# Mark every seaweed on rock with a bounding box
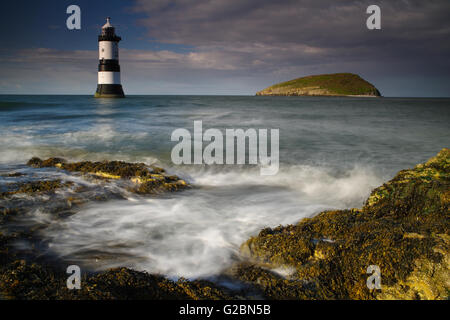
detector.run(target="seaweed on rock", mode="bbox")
[26,157,188,194]
[0,180,74,198]
[238,148,449,300]
[0,261,234,300]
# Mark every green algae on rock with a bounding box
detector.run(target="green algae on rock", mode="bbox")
[0,261,233,300]
[256,73,381,97]
[238,148,449,300]
[0,180,74,198]
[26,157,189,194]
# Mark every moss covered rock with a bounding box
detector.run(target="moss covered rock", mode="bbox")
[0,261,233,300]
[0,180,74,198]
[26,157,188,194]
[238,148,449,299]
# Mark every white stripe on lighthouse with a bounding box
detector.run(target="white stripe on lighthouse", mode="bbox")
[99,41,119,60]
[98,71,121,84]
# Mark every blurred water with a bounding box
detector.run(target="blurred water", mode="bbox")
[0,95,449,277]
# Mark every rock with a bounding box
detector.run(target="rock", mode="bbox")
[377,234,449,300]
[230,262,318,299]
[25,157,189,194]
[0,261,233,300]
[1,172,25,177]
[237,148,449,299]
[27,157,66,168]
[0,180,74,198]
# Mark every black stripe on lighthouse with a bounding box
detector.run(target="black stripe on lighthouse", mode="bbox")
[96,84,124,95]
[98,60,121,72]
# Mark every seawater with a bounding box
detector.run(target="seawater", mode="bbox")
[0,95,449,278]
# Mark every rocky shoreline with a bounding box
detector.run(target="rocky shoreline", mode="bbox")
[0,150,448,299]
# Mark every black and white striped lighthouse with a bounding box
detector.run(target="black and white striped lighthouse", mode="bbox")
[95,17,125,98]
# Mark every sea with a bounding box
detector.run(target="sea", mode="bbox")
[0,95,449,279]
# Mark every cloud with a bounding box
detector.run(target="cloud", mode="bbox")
[131,0,450,47]
[126,0,450,95]
[0,47,264,94]
[0,48,97,94]
[132,1,448,58]
[1,1,449,95]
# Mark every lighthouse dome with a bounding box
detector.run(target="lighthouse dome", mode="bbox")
[102,17,113,29]
[101,17,119,38]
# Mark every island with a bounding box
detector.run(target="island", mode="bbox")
[256,73,382,97]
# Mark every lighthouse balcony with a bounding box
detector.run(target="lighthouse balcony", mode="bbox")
[98,35,121,42]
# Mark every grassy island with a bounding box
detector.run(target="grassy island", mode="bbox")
[256,73,382,97]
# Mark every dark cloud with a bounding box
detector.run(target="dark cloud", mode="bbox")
[132,0,450,47]
[128,0,450,95]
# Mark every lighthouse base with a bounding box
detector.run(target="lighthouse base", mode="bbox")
[95,84,125,98]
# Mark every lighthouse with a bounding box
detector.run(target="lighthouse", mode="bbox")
[95,17,125,98]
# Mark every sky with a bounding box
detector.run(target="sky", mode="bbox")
[0,0,449,96]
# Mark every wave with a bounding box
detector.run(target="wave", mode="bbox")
[0,124,160,165]
[37,163,384,279]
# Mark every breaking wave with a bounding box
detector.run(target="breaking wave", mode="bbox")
[39,163,384,278]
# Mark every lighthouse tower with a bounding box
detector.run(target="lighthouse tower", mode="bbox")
[95,17,125,98]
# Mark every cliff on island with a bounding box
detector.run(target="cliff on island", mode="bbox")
[256,73,382,97]
[0,149,448,300]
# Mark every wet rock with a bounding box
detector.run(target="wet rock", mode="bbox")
[1,172,25,177]
[5,180,73,196]
[0,261,233,300]
[175,277,234,300]
[0,180,74,200]
[27,157,66,168]
[0,232,13,265]
[238,148,449,300]
[0,206,22,224]
[230,262,322,299]
[26,157,188,194]
[377,233,449,300]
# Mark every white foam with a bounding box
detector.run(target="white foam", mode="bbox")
[0,123,158,165]
[40,164,383,278]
